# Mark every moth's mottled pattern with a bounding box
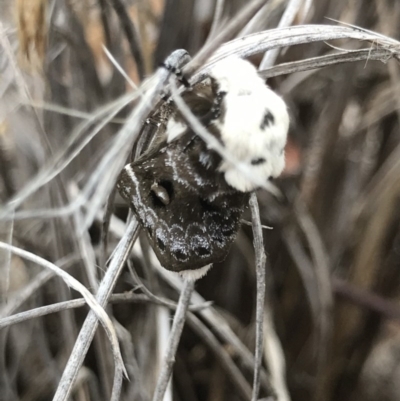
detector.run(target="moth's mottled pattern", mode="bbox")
[117,132,249,273]
[117,56,289,278]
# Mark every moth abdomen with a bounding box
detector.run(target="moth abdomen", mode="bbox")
[251,157,267,166]
[260,110,275,129]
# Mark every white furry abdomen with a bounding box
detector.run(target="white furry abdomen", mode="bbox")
[210,57,289,192]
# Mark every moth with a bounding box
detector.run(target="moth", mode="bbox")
[117,56,289,280]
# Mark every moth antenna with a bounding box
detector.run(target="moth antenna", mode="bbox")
[159,50,192,102]
[160,62,191,88]
[160,49,191,91]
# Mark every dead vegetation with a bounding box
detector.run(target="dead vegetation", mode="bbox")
[2,0,400,400]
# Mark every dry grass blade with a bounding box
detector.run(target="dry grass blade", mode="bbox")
[0,51,189,227]
[187,312,253,400]
[206,0,225,41]
[0,92,137,219]
[0,292,212,330]
[5,1,400,400]
[260,47,395,78]
[154,260,272,391]
[52,219,139,401]
[259,0,304,69]
[151,279,195,401]
[108,0,145,80]
[0,255,80,319]
[294,204,333,400]
[249,193,267,401]
[0,242,127,377]
[186,0,267,75]
[263,309,291,401]
[188,24,400,85]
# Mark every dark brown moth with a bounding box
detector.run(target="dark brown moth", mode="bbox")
[117,131,249,274]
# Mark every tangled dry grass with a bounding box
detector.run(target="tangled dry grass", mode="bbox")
[2,0,400,400]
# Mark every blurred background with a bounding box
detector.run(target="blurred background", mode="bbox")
[1,0,400,400]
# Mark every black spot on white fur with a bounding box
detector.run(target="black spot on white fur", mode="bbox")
[260,110,275,130]
[251,157,266,166]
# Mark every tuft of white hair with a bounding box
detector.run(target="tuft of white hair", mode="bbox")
[177,264,212,281]
[210,56,289,192]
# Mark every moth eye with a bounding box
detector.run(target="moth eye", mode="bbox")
[150,180,174,206]
[251,157,266,166]
[260,110,275,130]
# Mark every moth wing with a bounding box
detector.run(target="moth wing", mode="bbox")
[117,133,248,272]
